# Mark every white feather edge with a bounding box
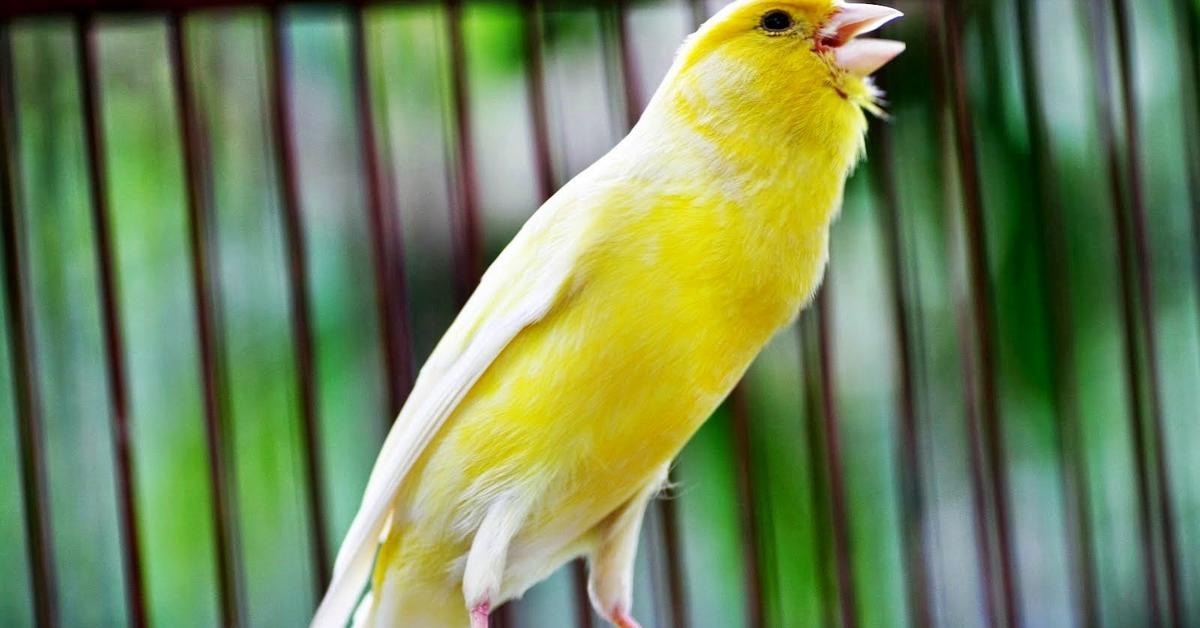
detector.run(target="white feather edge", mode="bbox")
[309,189,592,628]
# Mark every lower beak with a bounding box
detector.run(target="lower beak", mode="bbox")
[835,38,907,76]
[825,3,906,76]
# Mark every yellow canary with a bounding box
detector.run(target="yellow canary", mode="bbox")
[313,1,903,626]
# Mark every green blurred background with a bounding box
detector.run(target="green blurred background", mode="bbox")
[0,0,1197,626]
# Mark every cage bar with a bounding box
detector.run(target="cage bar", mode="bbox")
[1110,4,1185,624]
[797,308,835,628]
[521,0,554,202]
[1082,0,1184,624]
[349,2,415,421]
[74,14,149,628]
[0,20,59,628]
[816,290,858,628]
[1173,0,1200,346]
[799,326,831,628]
[1011,2,1099,626]
[444,0,483,303]
[870,119,934,628]
[266,6,332,598]
[166,12,245,627]
[1109,0,1183,623]
[941,2,1022,626]
[727,387,765,628]
[921,5,1000,626]
[868,11,934,627]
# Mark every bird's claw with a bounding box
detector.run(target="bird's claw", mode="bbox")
[611,607,642,628]
[470,602,490,628]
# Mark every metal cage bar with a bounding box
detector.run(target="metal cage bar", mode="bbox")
[349,2,415,421]
[1083,0,1183,624]
[941,2,1022,626]
[814,290,859,628]
[74,14,149,628]
[444,0,483,303]
[167,12,245,627]
[870,105,934,628]
[1108,1,1184,623]
[0,21,59,628]
[729,386,766,628]
[1174,0,1200,352]
[266,5,332,598]
[1011,2,1099,626]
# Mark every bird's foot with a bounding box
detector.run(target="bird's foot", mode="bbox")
[470,601,490,628]
[610,606,642,628]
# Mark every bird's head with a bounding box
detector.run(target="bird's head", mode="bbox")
[649,0,904,175]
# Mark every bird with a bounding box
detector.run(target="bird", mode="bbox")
[312,1,904,626]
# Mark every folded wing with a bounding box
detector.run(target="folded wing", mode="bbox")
[310,191,596,628]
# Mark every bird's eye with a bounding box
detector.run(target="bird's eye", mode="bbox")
[760,10,794,33]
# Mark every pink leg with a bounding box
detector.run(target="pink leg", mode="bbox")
[470,602,490,628]
[611,607,642,628]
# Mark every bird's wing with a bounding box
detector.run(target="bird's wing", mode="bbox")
[310,191,595,628]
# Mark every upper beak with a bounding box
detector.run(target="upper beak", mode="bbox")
[823,3,906,77]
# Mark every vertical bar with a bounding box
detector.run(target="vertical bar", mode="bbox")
[521,0,554,203]
[870,120,933,628]
[941,2,1021,626]
[612,0,641,132]
[604,6,689,625]
[866,8,933,626]
[1082,0,1183,624]
[74,14,148,628]
[800,315,835,628]
[656,476,688,628]
[266,6,331,599]
[1094,0,1185,619]
[565,562,593,628]
[1173,0,1200,349]
[166,12,243,628]
[348,3,415,421]
[445,0,483,302]
[923,5,999,626]
[957,306,1001,628]
[0,21,58,628]
[729,387,765,628]
[1080,2,1160,623]
[814,289,859,628]
[1011,2,1098,626]
[1110,2,1184,623]
[684,0,706,33]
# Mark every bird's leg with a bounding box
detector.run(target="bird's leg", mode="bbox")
[469,601,490,628]
[587,464,669,628]
[611,607,642,628]
[463,497,529,628]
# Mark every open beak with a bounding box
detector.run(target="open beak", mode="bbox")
[822,3,906,77]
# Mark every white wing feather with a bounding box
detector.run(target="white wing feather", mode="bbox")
[310,189,594,628]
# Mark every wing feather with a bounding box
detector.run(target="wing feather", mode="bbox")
[310,193,593,628]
